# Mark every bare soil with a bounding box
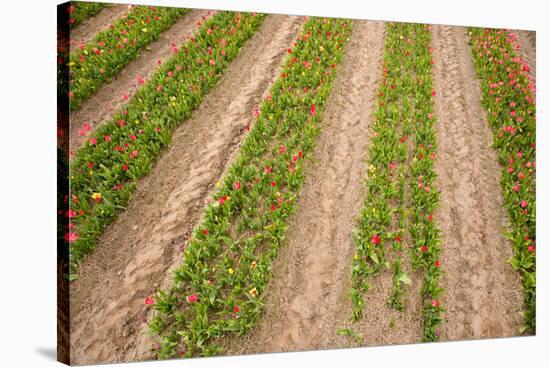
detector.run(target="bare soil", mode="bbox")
[69,9,212,152]
[432,25,524,341]
[70,4,129,46]
[69,14,305,365]
[222,19,390,356]
[66,20,532,365]
[514,30,536,79]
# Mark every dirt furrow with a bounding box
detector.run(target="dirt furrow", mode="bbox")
[432,25,523,341]
[69,9,212,152]
[514,30,536,79]
[69,14,305,365]
[70,4,129,46]
[222,20,385,356]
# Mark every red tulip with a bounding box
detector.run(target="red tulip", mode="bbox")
[434,260,440,267]
[67,209,76,218]
[122,164,128,171]
[371,234,381,245]
[65,232,78,243]
[431,300,439,308]
[233,306,240,313]
[104,135,111,142]
[89,138,97,145]
[520,200,528,208]
[310,104,317,116]
[234,182,241,190]
[145,296,155,305]
[421,245,427,252]
[528,245,535,253]
[187,294,198,303]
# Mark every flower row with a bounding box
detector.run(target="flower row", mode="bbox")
[68,5,189,110]
[66,11,265,276]
[469,28,536,333]
[68,1,108,28]
[349,22,443,341]
[147,17,352,359]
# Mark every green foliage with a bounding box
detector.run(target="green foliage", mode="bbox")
[69,1,109,28]
[349,23,444,342]
[468,28,536,333]
[66,12,265,274]
[336,328,364,344]
[69,5,189,109]
[148,17,352,359]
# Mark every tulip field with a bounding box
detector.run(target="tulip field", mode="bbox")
[57,2,536,364]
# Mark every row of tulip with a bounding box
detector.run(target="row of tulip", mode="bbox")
[350,22,443,341]
[147,17,352,358]
[69,5,189,110]
[469,28,536,333]
[66,11,265,276]
[68,1,109,28]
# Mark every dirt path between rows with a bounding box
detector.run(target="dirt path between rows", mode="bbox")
[432,25,523,341]
[69,14,305,365]
[70,4,129,46]
[69,9,212,152]
[514,30,536,79]
[222,19,387,356]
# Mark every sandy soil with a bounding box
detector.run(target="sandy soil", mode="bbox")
[432,25,524,341]
[70,4,129,46]
[69,9,211,152]
[514,30,536,79]
[69,14,305,365]
[222,19,388,356]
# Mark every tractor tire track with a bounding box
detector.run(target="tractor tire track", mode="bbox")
[222,19,386,355]
[432,25,523,341]
[68,15,305,365]
[69,9,212,152]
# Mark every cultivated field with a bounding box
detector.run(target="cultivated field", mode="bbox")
[57,2,536,364]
